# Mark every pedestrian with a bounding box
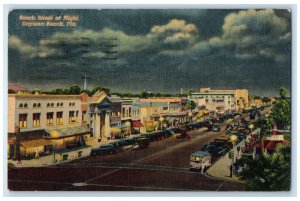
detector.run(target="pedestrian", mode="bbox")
[229,164,233,177]
[35,148,39,159]
[187,131,191,141]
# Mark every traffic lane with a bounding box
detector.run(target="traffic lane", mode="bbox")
[139,131,225,168]
[67,130,205,166]
[8,167,116,183]
[73,168,228,191]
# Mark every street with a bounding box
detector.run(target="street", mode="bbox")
[8,123,245,191]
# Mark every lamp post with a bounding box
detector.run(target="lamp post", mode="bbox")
[188,111,193,123]
[159,116,164,131]
[249,124,254,133]
[230,134,237,177]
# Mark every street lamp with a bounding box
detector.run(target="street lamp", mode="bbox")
[188,111,193,123]
[249,124,254,133]
[159,116,164,131]
[230,134,238,177]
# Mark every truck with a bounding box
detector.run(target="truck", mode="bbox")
[189,151,212,173]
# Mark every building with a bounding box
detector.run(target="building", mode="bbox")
[8,93,90,159]
[132,98,189,132]
[87,91,112,142]
[189,87,249,113]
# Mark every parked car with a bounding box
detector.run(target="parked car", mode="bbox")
[210,141,231,152]
[176,129,188,138]
[109,140,128,152]
[201,145,226,156]
[91,144,116,156]
[133,138,150,149]
[212,124,221,132]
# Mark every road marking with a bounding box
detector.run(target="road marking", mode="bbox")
[216,181,225,191]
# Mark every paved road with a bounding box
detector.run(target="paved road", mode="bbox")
[8,123,246,191]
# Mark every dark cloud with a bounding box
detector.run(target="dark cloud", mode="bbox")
[8,9,291,96]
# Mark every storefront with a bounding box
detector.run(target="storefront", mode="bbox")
[45,126,91,149]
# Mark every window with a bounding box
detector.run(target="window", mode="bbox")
[24,103,28,107]
[163,107,168,111]
[82,111,87,122]
[51,103,54,107]
[33,103,37,107]
[125,109,128,117]
[73,102,75,106]
[56,112,63,125]
[69,102,72,106]
[57,103,60,107]
[76,111,79,122]
[129,107,132,117]
[33,113,41,127]
[37,103,41,107]
[60,102,63,106]
[69,111,75,123]
[122,108,125,117]
[19,103,23,108]
[46,112,54,125]
[47,103,50,107]
[19,114,27,128]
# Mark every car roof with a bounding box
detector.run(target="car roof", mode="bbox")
[191,151,211,157]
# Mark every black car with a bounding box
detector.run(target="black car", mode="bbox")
[201,144,226,156]
[91,144,116,156]
[134,138,150,149]
[109,140,128,152]
[210,141,231,152]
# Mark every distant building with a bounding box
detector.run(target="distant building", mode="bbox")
[133,98,189,132]
[189,87,249,113]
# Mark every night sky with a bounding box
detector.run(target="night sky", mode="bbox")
[8,9,291,96]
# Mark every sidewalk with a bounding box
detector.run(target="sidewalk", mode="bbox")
[206,140,246,183]
[8,137,119,168]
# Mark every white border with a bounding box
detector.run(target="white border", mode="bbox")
[1,1,298,200]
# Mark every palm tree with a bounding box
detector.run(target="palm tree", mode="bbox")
[240,144,290,191]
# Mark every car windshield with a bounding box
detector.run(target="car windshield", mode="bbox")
[101,144,113,148]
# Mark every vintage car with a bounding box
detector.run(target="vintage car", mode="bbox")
[189,151,212,173]
[90,144,116,156]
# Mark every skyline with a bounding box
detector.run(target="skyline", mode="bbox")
[8,9,291,96]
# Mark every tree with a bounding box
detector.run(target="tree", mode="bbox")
[8,89,16,94]
[270,87,291,130]
[240,144,291,191]
[69,84,81,95]
[92,86,110,95]
[254,116,272,154]
[262,97,271,105]
[186,100,196,111]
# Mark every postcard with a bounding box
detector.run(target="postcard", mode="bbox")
[7,8,291,192]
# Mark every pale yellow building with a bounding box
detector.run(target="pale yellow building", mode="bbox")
[190,87,249,112]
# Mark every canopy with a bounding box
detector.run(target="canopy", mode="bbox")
[46,126,91,139]
[20,139,53,148]
[132,121,144,128]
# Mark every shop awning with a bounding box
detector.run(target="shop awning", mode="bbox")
[46,126,91,139]
[133,121,144,127]
[20,139,53,148]
[111,127,121,133]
